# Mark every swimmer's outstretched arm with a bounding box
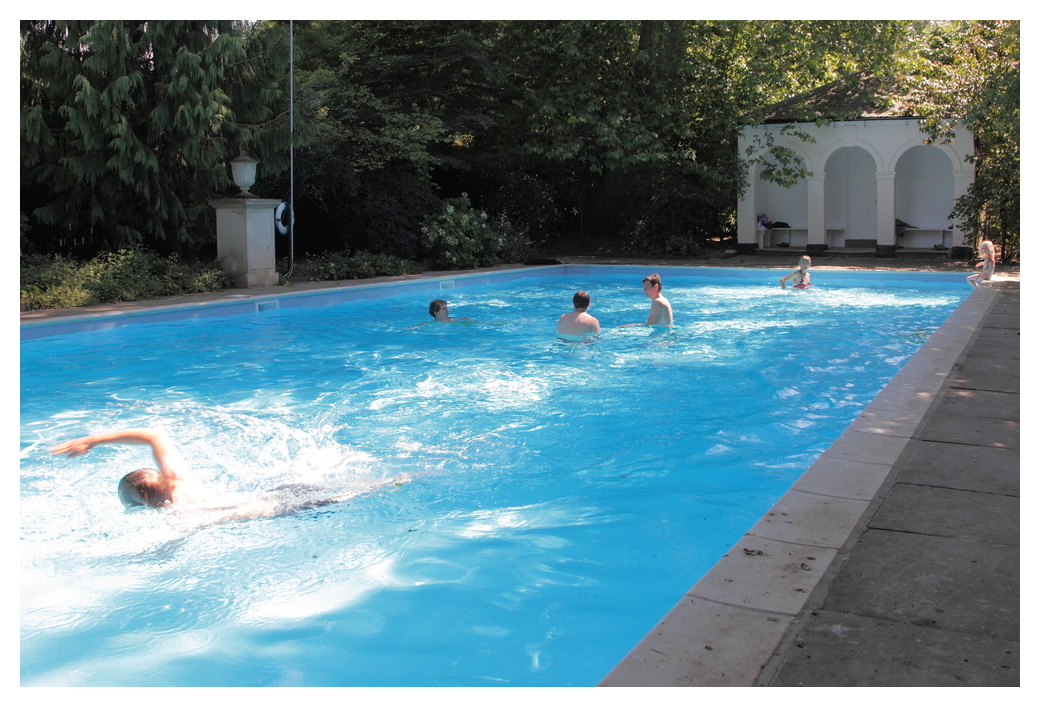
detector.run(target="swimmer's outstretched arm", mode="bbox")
[51,429,185,480]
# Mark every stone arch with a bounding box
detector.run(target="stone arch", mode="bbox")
[818,135,886,176]
[890,138,958,173]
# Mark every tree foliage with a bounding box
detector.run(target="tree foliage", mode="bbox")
[21,20,1018,266]
[21,20,292,253]
[903,21,1020,260]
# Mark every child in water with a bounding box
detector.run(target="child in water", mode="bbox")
[966,240,996,288]
[779,255,812,289]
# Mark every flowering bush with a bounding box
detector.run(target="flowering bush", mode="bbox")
[420,193,501,270]
[491,213,534,264]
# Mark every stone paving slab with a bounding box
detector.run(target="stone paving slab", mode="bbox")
[949,360,1020,393]
[817,529,1019,642]
[868,483,1020,545]
[968,338,1021,362]
[898,441,1019,496]
[977,314,1020,329]
[933,388,1020,419]
[972,324,1020,341]
[765,609,1020,686]
[919,411,1019,449]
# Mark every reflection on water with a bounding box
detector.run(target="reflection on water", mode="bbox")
[20,274,967,686]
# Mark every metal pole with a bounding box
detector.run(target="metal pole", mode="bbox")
[284,19,295,278]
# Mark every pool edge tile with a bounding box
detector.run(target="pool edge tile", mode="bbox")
[746,489,870,547]
[598,596,794,687]
[790,456,892,501]
[686,538,840,615]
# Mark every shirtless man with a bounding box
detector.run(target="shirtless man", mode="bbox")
[50,428,401,526]
[556,290,601,338]
[623,273,673,327]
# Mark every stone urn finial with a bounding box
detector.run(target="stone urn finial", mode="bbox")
[230,153,259,197]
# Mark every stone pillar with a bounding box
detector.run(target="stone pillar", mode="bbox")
[806,171,827,254]
[209,198,282,288]
[875,171,897,257]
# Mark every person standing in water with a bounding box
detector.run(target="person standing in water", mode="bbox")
[780,255,812,289]
[50,428,403,526]
[622,273,673,327]
[556,290,601,338]
[967,240,996,288]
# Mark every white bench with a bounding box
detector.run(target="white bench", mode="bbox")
[898,227,953,248]
[760,227,846,248]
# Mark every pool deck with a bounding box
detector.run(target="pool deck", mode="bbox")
[20,256,1021,687]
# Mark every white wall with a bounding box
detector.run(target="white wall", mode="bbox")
[895,145,955,228]
[755,169,808,227]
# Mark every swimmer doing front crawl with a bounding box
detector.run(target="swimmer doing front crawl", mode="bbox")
[50,428,406,527]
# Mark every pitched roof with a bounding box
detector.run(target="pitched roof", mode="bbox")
[750,72,915,124]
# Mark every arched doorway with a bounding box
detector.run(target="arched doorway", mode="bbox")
[894,146,956,248]
[824,147,878,248]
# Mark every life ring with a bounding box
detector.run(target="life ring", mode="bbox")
[275,202,294,235]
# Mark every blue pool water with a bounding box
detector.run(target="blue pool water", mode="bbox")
[20,268,969,686]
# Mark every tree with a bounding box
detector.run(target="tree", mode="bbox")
[280,20,511,258]
[902,21,1020,261]
[484,21,916,252]
[20,20,292,255]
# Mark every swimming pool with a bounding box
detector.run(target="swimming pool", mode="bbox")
[21,266,970,686]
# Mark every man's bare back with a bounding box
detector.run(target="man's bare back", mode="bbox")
[556,291,601,337]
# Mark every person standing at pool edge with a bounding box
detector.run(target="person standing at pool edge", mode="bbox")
[622,273,673,327]
[556,290,601,337]
[780,255,812,289]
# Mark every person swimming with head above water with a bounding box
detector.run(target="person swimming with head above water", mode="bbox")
[428,299,473,323]
[779,255,812,289]
[50,428,405,526]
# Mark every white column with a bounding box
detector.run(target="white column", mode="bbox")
[209,198,282,288]
[875,171,897,249]
[807,172,826,251]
